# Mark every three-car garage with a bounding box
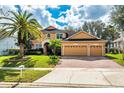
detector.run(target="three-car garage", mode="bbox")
[61,42,106,56]
[61,31,107,56]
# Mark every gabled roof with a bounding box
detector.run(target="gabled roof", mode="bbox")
[44,26,57,31]
[42,26,76,36]
[113,37,124,42]
[42,26,66,33]
[65,31,100,40]
[63,31,108,42]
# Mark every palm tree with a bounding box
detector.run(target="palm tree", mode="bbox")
[0,10,42,58]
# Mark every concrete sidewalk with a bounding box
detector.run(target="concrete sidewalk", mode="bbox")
[34,68,124,87]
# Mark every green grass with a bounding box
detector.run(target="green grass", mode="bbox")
[0,69,50,82]
[106,53,124,65]
[0,55,56,68]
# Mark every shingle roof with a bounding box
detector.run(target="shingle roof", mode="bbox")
[44,26,57,31]
[65,38,101,41]
[42,26,76,36]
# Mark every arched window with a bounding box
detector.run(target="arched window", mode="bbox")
[47,33,51,38]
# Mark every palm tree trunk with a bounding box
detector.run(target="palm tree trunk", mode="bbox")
[20,43,24,58]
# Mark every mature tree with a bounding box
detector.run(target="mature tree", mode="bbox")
[80,20,105,38]
[102,25,119,41]
[111,5,124,60]
[81,21,89,33]
[49,39,61,55]
[0,10,42,58]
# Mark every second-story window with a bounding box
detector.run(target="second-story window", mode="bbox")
[47,33,50,38]
[57,33,63,39]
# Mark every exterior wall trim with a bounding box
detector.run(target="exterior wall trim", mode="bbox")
[63,44,103,46]
[61,40,107,43]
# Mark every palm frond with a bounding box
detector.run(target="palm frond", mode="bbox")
[0,17,16,23]
[9,11,21,21]
[25,13,33,20]
[23,10,28,19]
[0,23,16,26]
[0,30,10,40]
[29,18,42,28]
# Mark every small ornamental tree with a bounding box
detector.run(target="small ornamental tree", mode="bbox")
[49,39,61,55]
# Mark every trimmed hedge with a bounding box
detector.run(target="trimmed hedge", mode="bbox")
[7,49,20,55]
[25,48,43,55]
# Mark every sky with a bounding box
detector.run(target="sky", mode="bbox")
[0,5,112,29]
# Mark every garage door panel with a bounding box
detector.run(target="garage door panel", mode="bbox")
[90,46,102,56]
[64,45,87,56]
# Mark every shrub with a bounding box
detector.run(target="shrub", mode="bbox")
[25,48,43,55]
[109,48,119,54]
[8,49,20,55]
[49,55,59,65]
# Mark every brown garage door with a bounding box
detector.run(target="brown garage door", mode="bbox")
[63,45,87,56]
[90,45,102,56]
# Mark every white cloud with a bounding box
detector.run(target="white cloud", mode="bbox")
[47,5,59,9]
[0,5,112,29]
[0,6,17,25]
[56,5,111,28]
[59,5,83,28]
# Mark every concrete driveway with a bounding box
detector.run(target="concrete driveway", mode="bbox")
[34,68,124,87]
[34,57,124,87]
[56,56,123,68]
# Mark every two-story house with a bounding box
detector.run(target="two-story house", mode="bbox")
[32,26,107,56]
[31,26,75,55]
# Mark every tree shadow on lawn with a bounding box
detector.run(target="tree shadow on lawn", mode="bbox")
[1,57,36,67]
[0,70,20,82]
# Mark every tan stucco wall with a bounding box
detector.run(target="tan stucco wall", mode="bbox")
[69,31,95,39]
[32,32,67,48]
[40,33,56,42]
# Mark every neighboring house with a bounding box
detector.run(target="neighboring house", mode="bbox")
[111,32,124,52]
[112,37,124,53]
[113,38,124,51]
[0,36,19,55]
[32,26,107,56]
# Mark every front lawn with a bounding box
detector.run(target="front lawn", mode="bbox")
[0,69,50,82]
[106,53,124,65]
[0,55,59,68]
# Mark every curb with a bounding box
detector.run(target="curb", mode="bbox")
[0,82,123,88]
